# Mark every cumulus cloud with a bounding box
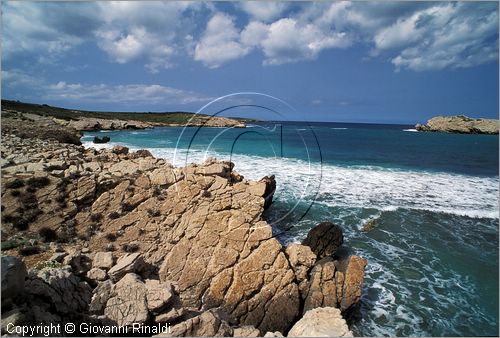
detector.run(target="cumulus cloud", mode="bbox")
[194,13,250,68]
[2,1,498,72]
[2,69,213,106]
[239,2,288,22]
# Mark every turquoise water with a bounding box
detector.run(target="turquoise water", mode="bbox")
[83,122,499,336]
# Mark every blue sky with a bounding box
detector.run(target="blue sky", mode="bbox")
[2,1,499,123]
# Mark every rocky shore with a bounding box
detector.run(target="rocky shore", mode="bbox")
[415,115,499,134]
[1,111,366,337]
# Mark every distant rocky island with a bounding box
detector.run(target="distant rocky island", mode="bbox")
[1,108,366,337]
[416,115,499,134]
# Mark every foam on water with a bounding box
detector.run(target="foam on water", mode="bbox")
[403,128,418,132]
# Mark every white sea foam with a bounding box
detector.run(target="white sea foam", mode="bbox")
[82,141,499,220]
[403,128,418,132]
[332,127,348,130]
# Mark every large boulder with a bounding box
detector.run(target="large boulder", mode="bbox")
[156,167,300,333]
[287,307,353,337]
[25,266,92,314]
[1,256,27,307]
[285,244,316,295]
[156,309,232,337]
[104,273,149,326]
[303,255,367,313]
[107,253,145,282]
[302,222,343,259]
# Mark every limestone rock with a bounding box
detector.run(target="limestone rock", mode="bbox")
[89,280,114,314]
[145,279,174,314]
[26,267,92,314]
[1,256,27,307]
[87,268,107,281]
[112,145,129,155]
[287,307,353,337]
[107,253,145,282]
[416,115,499,134]
[104,273,149,326]
[92,252,114,270]
[233,325,260,337]
[157,309,233,337]
[263,331,283,337]
[339,255,368,311]
[302,222,343,259]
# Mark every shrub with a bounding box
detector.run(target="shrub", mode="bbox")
[38,227,58,242]
[90,213,103,222]
[147,208,161,217]
[5,178,24,189]
[1,240,19,250]
[122,242,139,253]
[27,176,50,189]
[105,233,117,242]
[12,217,29,231]
[19,246,40,256]
[121,202,134,213]
[109,211,120,219]
[10,190,21,197]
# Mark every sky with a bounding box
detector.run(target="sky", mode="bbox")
[1,1,499,123]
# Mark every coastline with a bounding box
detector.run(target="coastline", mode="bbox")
[1,110,366,336]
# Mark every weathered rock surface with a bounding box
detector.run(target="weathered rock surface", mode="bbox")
[92,252,114,270]
[104,273,149,325]
[157,309,233,337]
[26,266,92,314]
[233,325,260,337]
[285,244,316,295]
[303,255,367,312]
[416,115,499,134]
[287,307,353,337]
[1,256,27,307]
[302,222,343,259]
[107,253,145,282]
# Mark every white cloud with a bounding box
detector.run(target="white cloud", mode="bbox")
[44,82,213,105]
[1,1,498,72]
[2,69,213,106]
[194,13,250,68]
[239,2,288,22]
[242,18,351,65]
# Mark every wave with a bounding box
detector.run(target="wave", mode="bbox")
[332,127,348,130]
[403,128,418,132]
[82,141,499,220]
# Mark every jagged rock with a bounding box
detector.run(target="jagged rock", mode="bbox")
[156,309,233,337]
[63,250,92,276]
[303,255,367,313]
[303,257,338,312]
[154,299,185,324]
[287,307,353,337]
[1,256,27,307]
[26,267,92,314]
[107,253,145,282]
[92,252,114,270]
[87,268,107,281]
[89,280,114,314]
[145,279,174,314]
[302,222,343,259]
[339,255,367,311]
[104,273,149,326]
[112,145,129,155]
[233,325,260,337]
[285,243,317,294]
[259,175,276,210]
[263,331,283,337]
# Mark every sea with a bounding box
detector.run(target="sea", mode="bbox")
[82,121,499,337]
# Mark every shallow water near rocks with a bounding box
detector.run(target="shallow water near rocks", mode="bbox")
[84,121,499,336]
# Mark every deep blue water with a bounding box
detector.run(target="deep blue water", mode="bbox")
[83,121,499,337]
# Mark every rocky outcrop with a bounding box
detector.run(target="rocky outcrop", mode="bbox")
[1,256,26,308]
[302,222,343,259]
[416,115,499,134]
[287,307,353,337]
[160,309,233,337]
[66,118,154,131]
